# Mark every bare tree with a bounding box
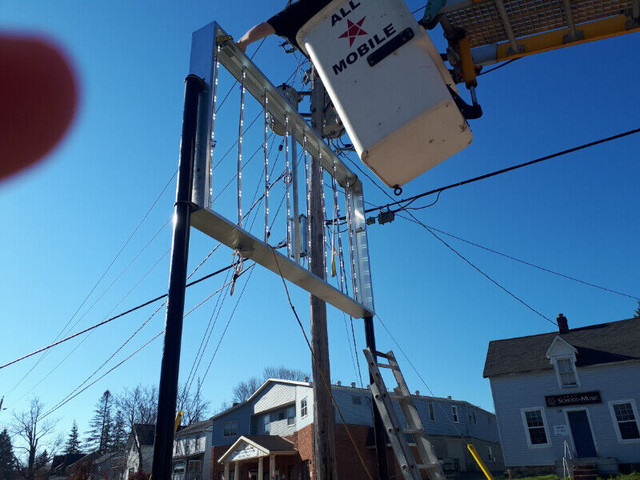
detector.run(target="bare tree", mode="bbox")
[115,386,157,472]
[231,366,310,404]
[232,377,263,403]
[263,366,308,381]
[11,398,58,480]
[177,380,210,425]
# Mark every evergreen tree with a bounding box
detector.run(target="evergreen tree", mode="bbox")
[111,411,127,452]
[85,390,114,454]
[0,429,16,480]
[64,421,81,455]
[33,450,49,471]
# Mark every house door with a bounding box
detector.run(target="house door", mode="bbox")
[567,410,597,458]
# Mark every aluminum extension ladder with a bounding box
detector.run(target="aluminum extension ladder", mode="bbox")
[364,348,447,480]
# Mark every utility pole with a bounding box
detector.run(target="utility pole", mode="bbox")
[151,74,205,480]
[309,69,338,480]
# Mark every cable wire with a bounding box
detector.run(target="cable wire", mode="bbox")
[0,262,239,371]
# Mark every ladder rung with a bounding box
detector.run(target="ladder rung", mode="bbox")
[417,463,440,470]
[402,428,423,435]
[376,362,396,369]
[389,393,411,402]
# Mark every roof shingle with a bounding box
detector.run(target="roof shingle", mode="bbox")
[483,317,640,378]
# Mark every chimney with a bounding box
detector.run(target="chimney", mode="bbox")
[350,382,356,388]
[557,313,569,333]
[414,390,420,396]
[336,381,341,386]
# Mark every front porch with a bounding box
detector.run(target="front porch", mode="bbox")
[218,435,302,480]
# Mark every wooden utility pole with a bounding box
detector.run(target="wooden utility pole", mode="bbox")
[309,69,338,480]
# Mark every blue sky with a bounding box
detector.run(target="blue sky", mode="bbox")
[1,0,639,450]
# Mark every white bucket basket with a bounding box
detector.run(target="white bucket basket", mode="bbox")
[297,0,473,188]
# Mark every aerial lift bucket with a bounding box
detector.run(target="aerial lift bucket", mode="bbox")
[297,0,473,188]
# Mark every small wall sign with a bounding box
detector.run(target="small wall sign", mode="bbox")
[545,391,601,407]
[553,424,569,435]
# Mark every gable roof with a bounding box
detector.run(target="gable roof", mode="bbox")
[133,424,156,446]
[211,379,310,421]
[484,317,640,378]
[218,435,296,463]
[175,418,212,437]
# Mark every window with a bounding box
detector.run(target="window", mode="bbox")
[262,414,270,433]
[522,408,550,446]
[223,420,237,437]
[555,357,578,387]
[287,406,296,425]
[487,446,495,462]
[451,406,459,423]
[428,403,435,421]
[352,395,361,405]
[301,397,308,417]
[609,401,640,442]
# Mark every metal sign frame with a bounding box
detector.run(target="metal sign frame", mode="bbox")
[186,22,375,318]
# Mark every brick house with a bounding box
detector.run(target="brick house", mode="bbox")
[210,378,503,480]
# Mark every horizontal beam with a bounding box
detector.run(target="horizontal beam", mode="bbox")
[494,15,640,63]
[191,208,374,319]
[213,23,360,192]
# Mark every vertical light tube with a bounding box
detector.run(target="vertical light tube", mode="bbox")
[319,152,328,281]
[344,183,359,299]
[263,88,269,242]
[208,45,220,210]
[237,69,245,227]
[284,116,292,258]
[304,135,312,268]
[332,163,348,294]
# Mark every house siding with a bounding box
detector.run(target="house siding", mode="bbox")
[491,361,640,467]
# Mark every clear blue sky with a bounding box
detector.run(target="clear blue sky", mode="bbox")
[1,0,639,450]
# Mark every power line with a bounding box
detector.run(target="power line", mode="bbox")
[0,262,239,371]
[425,225,640,301]
[6,170,178,395]
[363,127,640,215]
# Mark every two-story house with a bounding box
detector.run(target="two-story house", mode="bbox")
[210,378,503,480]
[484,314,640,475]
[172,419,213,480]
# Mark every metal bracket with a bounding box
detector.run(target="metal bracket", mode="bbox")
[446,85,482,120]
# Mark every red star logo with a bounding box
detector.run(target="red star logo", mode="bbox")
[338,17,368,46]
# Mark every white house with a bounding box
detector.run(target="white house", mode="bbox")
[484,314,640,475]
[172,419,213,480]
[124,424,155,478]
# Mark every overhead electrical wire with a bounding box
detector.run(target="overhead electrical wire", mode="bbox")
[0,262,240,371]
[270,247,374,480]
[363,127,640,215]
[6,169,178,396]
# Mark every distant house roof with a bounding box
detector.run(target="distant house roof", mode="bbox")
[134,424,156,446]
[484,317,640,378]
[175,418,212,437]
[51,454,86,476]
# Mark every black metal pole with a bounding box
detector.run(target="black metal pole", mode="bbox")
[151,74,205,480]
[365,316,389,480]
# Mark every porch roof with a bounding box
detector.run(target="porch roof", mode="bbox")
[218,435,296,463]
